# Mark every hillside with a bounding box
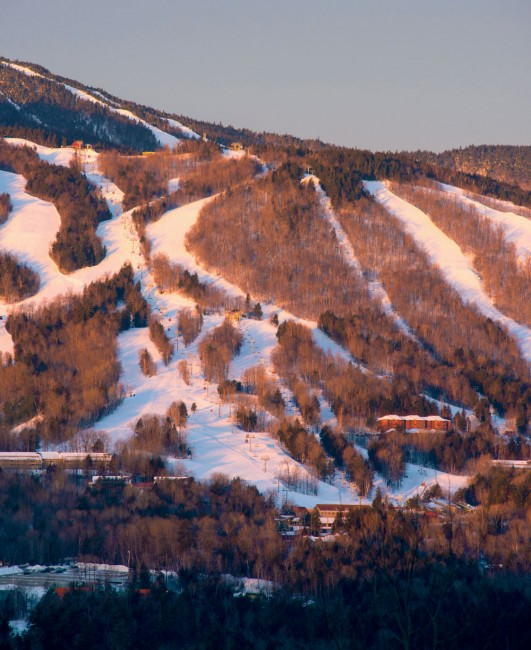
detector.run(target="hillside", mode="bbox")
[0,56,529,510]
[0,55,529,648]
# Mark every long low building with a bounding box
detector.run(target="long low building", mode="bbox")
[0,451,112,471]
[0,452,42,470]
[315,504,368,531]
[377,415,451,432]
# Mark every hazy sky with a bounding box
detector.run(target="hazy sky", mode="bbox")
[2,0,530,151]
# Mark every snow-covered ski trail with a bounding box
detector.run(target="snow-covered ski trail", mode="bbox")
[439,182,531,263]
[365,181,531,367]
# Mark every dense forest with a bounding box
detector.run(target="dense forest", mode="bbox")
[0,252,40,302]
[0,469,529,648]
[415,144,531,191]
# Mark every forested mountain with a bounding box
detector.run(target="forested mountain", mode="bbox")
[0,56,529,649]
[414,144,531,191]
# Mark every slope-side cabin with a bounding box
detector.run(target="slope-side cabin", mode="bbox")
[377,415,451,433]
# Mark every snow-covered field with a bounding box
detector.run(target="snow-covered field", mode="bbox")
[5,137,77,166]
[365,181,531,366]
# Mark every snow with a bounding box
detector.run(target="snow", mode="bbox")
[11,415,43,433]
[2,61,42,78]
[9,620,29,636]
[61,82,181,148]
[0,317,13,356]
[0,141,134,358]
[222,147,247,160]
[88,195,373,507]
[76,562,129,573]
[5,137,79,166]
[167,177,180,193]
[0,89,21,111]
[439,182,531,264]
[163,117,200,140]
[0,566,23,576]
[365,181,531,367]
[93,322,353,508]
[149,197,357,365]
[0,166,137,314]
[354,443,469,504]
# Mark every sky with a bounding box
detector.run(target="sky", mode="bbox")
[1,0,530,152]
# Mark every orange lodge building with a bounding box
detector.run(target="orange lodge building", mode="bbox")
[377,414,451,433]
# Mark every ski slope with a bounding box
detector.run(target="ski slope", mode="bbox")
[93,293,357,508]
[0,137,473,505]
[84,194,381,507]
[355,442,468,503]
[365,181,531,366]
[149,197,358,367]
[5,137,79,166]
[439,182,531,263]
[0,166,137,314]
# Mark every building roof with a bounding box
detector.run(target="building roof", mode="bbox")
[39,451,62,459]
[377,414,450,423]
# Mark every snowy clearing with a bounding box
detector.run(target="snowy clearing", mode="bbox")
[365,181,531,366]
[354,443,469,503]
[93,318,357,509]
